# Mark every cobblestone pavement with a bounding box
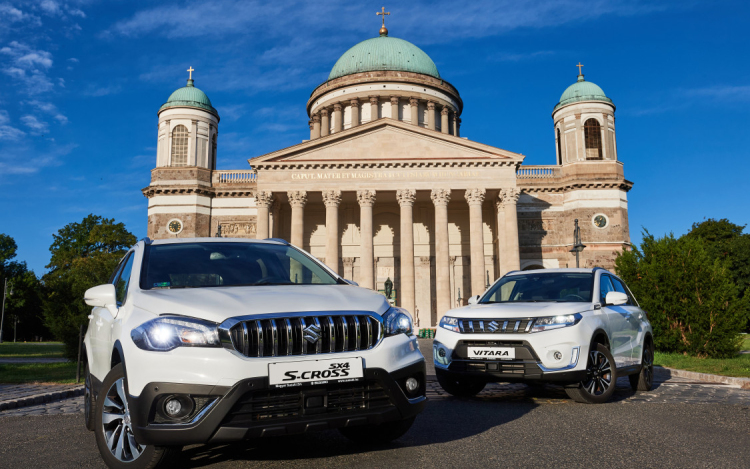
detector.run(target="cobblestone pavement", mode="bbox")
[0,383,84,411]
[0,395,84,417]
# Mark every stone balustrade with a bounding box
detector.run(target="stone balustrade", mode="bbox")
[516,166,562,179]
[213,170,257,184]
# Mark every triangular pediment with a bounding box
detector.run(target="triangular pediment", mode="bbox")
[249,118,524,167]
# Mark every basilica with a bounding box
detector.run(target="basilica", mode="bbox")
[142,21,633,328]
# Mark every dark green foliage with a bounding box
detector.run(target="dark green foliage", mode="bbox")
[0,234,45,342]
[42,215,136,360]
[616,231,749,358]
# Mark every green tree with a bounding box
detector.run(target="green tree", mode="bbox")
[1,234,45,342]
[616,231,749,358]
[42,215,136,359]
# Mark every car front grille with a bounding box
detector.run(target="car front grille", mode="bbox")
[221,313,383,358]
[459,318,534,334]
[221,380,393,426]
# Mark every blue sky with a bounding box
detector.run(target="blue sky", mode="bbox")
[1,0,749,274]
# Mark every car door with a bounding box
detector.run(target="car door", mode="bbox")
[611,276,643,365]
[599,274,632,368]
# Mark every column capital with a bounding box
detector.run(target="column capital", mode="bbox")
[333,102,342,111]
[350,99,360,108]
[430,188,451,207]
[409,97,419,106]
[256,190,274,208]
[320,108,328,116]
[396,189,417,206]
[343,257,355,267]
[191,119,198,125]
[369,96,379,105]
[287,190,308,207]
[312,113,320,123]
[322,189,342,207]
[441,106,450,115]
[357,190,376,207]
[499,188,521,206]
[390,96,399,105]
[427,101,436,110]
[464,188,486,206]
[308,120,314,130]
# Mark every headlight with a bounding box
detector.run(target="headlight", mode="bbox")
[530,313,583,333]
[382,306,413,337]
[131,316,220,351]
[439,316,460,333]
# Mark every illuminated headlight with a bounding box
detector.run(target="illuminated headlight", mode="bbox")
[530,313,582,333]
[382,306,413,337]
[439,316,460,333]
[131,316,220,351]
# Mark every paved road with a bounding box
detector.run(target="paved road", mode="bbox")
[1,339,749,468]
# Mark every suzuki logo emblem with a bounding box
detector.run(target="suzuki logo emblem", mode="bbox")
[303,324,322,344]
[487,321,500,332]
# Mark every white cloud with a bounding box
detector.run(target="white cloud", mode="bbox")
[0,3,41,25]
[83,83,122,97]
[0,142,74,175]
[0,41,55,94]
[0,110,25,140]
[21,114,49,134]
[685,85,750,102]
[39,0,62,16]
[25,100,68,124]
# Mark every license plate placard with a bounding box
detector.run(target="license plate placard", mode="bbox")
[467,347,515,360]
[268,357,364,388]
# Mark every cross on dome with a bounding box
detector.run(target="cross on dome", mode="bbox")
[187,66,194,80]
[377,7,390,36]
[576,62,584,75]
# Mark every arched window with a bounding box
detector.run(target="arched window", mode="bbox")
[584,118,603,160]
[171,125,189,166]
[556,128,563,165]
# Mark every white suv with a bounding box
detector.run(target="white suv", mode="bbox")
[433,268,653,404]
[83,238,425,469]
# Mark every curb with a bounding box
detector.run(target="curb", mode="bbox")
[0,386,85,412]
[659,367,750,390]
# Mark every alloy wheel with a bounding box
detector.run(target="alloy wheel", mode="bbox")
[101,377,143,462]
[582,349,612,396]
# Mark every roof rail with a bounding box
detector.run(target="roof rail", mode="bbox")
[140,237,153,245]
[592,266,608,273]
[264,238,290,245]
[502,270,521,277]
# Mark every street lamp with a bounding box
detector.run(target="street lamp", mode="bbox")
[0,278,12,344]
[569,219,586,268]
[457,288,462,307]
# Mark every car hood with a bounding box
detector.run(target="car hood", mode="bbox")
[446,302,592,318]
[133,285,391,324]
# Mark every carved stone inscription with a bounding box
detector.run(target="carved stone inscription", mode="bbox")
[291,169,481,181]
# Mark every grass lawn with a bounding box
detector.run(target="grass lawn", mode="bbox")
[0,342,65,358]
[654,352,750,378]
[0,362,79,384]
[742,335,750,351]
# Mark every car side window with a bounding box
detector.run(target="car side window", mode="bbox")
[611,277,634,305]
[599,275,615,304]
[114,253,135,306]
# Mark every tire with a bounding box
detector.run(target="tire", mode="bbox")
[339,416,416,444]
[94,364,180,469]
[565,343,617,404]
[84,363,95,431]
[435,369,486,397]
[629,339,654,392]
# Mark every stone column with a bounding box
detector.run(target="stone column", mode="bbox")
[343,258,355,281]
[191,120,199,165]
[308,120,314,140]
[465,188,487,296]
[390,96,399,121]
[431,189,451,320]
[322,190,342,275]
[410,97,419,126]
[333,103,343,133]
[427,101,436,131]
[255,191,274,240]
[320,109,329,137]
[452,114,459,137]
[288,191,307,247]
[357,190,376,290]
[495,198,507,275]
[270,199,281,238]
[575,113,584,161]
[441,107,450,134]
[500,188,521,272]
[369,96,379,122]
[350,99,360,128]
[397,189,417,315]
[312,114,321,139]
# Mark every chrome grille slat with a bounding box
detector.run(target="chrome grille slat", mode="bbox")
[458,318,534,334]
[228,313,383,358]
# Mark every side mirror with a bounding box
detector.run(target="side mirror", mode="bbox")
[605,291,628,306]
[467,295,481,305]
[84,284,118,315]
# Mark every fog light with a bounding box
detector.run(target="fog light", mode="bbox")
[438,348,446,358]
[405,377,419,393]
[165,398,182,417]
[553,351,562,361]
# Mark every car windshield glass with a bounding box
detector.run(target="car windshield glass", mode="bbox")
[140,242,339,290]
[481,272,594,303]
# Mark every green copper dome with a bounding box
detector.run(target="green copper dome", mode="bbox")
[554,75,612,111]
[159,79,218,117]
[328,34,440,81]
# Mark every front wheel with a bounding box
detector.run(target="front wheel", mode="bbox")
[565,343,617,404]
[94,364,180,469]
[436,369,486,397]
[339,416,416,444]
[629,340,654,391]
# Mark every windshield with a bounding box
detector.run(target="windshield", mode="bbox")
[481,272,594,303]
[139,242,339,290]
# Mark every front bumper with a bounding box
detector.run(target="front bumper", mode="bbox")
[128,360,426,446]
